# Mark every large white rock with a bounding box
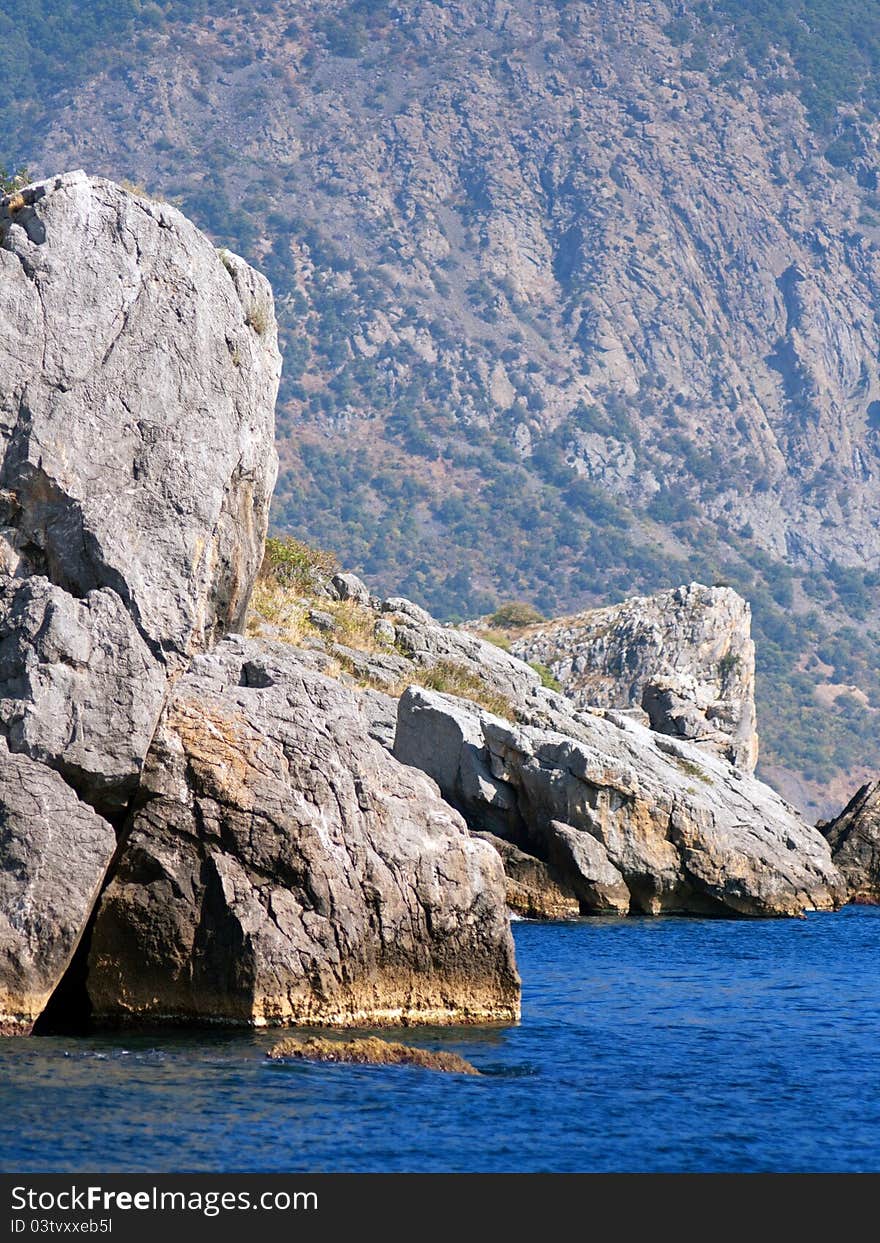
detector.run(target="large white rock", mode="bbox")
[0,171,281,808]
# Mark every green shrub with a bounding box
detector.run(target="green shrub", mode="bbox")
[529,661,562,692]
[489,601,545,629]
[263,536,338,589]
[0,164,29,195]
[718,652,742,680]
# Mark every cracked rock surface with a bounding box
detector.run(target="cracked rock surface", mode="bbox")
[394,685,845,918]
[0,740,115,1033]
[0,171,281,812]
[87,637,520,1027]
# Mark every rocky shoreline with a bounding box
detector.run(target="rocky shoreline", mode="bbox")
[0,174,874,1037]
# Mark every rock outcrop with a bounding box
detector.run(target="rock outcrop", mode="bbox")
[0,742,115,1034]
[87,637,519,1027]
[819,783,880,904]
[0,173,523,1036]
[0,170,281,811]
[511,584,758,772]
[473,832,580,921]
[394,686,845,918]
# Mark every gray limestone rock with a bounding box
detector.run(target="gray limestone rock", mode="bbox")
[0,742,116,1033]
[819,783,880,904]
[0,171,280,665]
[395,685,845,918]
[511,584,759,772]
[393,685,519,838]
[331,572,372,605]
[87,637,520,1028]
[0,171,280,809]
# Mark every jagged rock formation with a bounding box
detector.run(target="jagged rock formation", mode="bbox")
[0,174,521,1034]
[394,686,845,918]
[472,833,579,921]
[0,742,115,1034]
[819,783,880,904]
[249,562,848,918]
[0,170,281,1032]
[510,584,759,771]
[0,170,281,811]
[87,637,519,1027]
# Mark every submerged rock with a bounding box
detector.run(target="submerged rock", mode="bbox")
[0,742,115,1033]
[87,637,520,1028]
[266,1035,479,1074]
[395,686,845,918]
[819,783,880,904]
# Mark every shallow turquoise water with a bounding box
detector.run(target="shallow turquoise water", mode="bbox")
[2,907,879,1172]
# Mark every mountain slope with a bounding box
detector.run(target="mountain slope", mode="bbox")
[5,0,880,815]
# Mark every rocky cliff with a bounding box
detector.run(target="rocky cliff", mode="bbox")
[509,583,758,771]
[0,170,860,1037]
[14,0,880,811]
[0,172,517,1033]
[248,551,847,918]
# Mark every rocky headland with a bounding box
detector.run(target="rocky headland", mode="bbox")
[0,171,517,1034]
[0,172,870,1038]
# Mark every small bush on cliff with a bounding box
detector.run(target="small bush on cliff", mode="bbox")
[247,302,271,336]
[0,164,29,196]
[262,535,339,589]
[529,661,562,692]
[718,652,742,680]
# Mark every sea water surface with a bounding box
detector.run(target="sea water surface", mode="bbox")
[2,907,879,1173]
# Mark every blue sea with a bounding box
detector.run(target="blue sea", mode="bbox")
[2,907,879,1173]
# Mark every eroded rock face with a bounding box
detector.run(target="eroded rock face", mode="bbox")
[0,742,115,1034]
[0,170,280,810]
[472,832,580,921]
[0,576,165,813]
[395,686,845,918]
[87,638,520,1027]
[0,171,280,661]
[819,783,880,904]
[511,584,758,772]
[0,171,281,1036]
